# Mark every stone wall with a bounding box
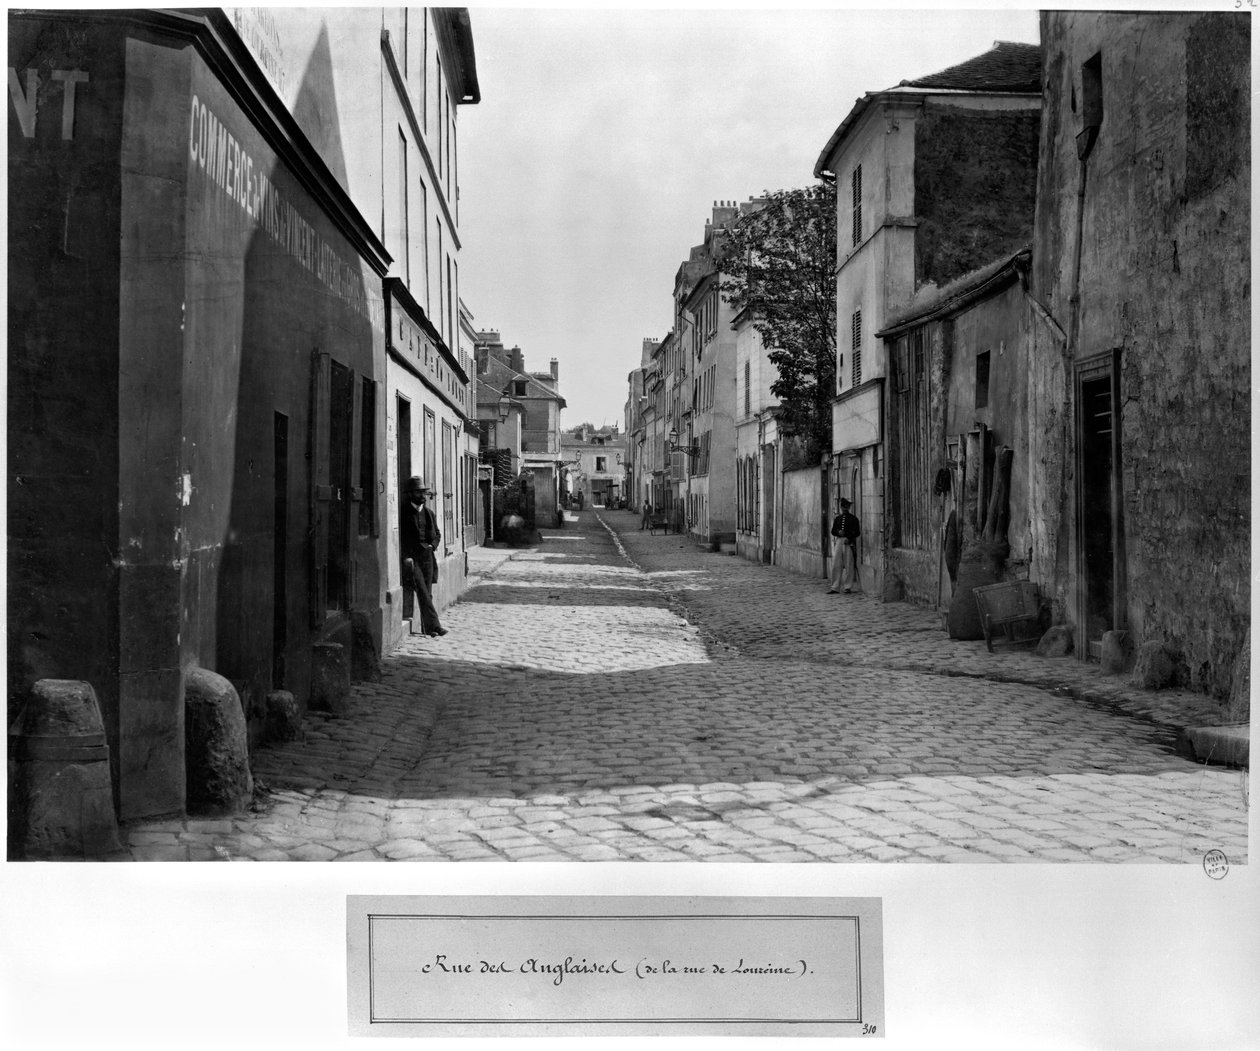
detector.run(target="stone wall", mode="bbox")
[914,104,1040,290]
[1030,11,1250,699]
[777,466,825,578]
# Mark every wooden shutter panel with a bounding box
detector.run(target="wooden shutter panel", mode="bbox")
[309,349,331,627]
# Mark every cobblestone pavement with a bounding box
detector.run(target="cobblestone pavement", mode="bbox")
[123,509,1248,862]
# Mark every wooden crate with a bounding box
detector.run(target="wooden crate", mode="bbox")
[972,580,1042,653]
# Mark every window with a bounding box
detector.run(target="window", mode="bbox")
[851,165,862,247]
[513,380,527,397]
[975,351,991,409]
[744,359,751,416]
[851,309,862,387]
[1081,52,1103,129]
[397,129,409,284]
[436,220,444,340]
[419,182,429,311]
[595,456,607,473]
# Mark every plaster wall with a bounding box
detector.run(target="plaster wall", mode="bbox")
[1030,11,1250,697]
[777,466,825,578]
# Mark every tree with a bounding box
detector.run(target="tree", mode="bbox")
[720,181,836,464]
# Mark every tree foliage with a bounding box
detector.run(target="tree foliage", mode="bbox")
[720,181,836,464]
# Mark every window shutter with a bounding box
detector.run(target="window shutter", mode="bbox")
[309,349,331,627]
[851,309,862,387]
[851,165,862,246]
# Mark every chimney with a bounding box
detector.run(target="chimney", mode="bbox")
[550,358,559,381]
[510,346,525,374]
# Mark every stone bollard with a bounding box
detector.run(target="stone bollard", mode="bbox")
[263,690,303,744]
[310,642,351,715]
[1035,626,1074,658]
[184,667,253,816]
[8,679,123,859]
[1100,630,1134,675]
[350,610,382,683]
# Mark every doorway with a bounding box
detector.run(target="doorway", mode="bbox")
[1075,350,1124,658]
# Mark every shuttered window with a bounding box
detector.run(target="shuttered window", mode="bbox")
[851,165,862,246]
[851,309,862,387]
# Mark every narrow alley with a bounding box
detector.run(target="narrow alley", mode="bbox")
[124,510,1248,863]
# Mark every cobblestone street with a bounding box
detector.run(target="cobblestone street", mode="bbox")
[125,509,1248,863]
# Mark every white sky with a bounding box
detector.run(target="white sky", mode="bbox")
[458,4,1042,427]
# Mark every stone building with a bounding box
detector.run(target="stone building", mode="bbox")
[7,7,479,823]
[474,334,566,528]
[561,426,628,508]
[877,247,1034,609]
[814,41,1042,597]
[624,337,659,514]
[674,200,765,545]
[1026,11,1249,705]
[733,308,782,564]
[235,7,481,654]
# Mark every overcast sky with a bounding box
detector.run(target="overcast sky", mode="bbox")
[458,5,1042,428]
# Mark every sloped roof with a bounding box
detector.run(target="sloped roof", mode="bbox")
[900,41,1041,92]
[477,355,566,409]
[814,40,1041,177]
[878,245,1031,337]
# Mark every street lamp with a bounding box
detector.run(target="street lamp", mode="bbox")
[667,427,700,463]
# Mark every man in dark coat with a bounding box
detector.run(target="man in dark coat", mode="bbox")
[400,475,447,636]
[828,497,861,594]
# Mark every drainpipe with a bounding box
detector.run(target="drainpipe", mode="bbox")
[1067,119,1099,655]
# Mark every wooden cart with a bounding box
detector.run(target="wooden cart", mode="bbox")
[972,580,1043,653]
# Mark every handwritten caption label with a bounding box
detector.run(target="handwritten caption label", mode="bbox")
[348,897,884,1036]
[417,951,811,985]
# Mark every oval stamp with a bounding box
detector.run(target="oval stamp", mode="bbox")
[1203,849,1229,880]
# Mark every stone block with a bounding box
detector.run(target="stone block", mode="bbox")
[1180,724,1249,767]
[350,610,382,683]
[263,690,303,744]
[1035,626,1074,658]
[310,642,351,715]
[184,667,253,816]
[1100,630,1134,675]
[8,679,122,859]
[1131,641,1177,690]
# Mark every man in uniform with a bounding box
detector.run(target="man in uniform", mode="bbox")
[827,497,861,594]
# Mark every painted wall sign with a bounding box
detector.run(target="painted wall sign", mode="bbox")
[8,67,89,140]
[187,94,377,326]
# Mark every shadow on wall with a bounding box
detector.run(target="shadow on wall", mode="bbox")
[212,22,379,739]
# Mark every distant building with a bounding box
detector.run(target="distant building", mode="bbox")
[475,333,566,527]
[732,308,782,565]
[562,426,627,508]
[814,40,1042,597]
[624,337,658,513]
[674,200,765,544]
